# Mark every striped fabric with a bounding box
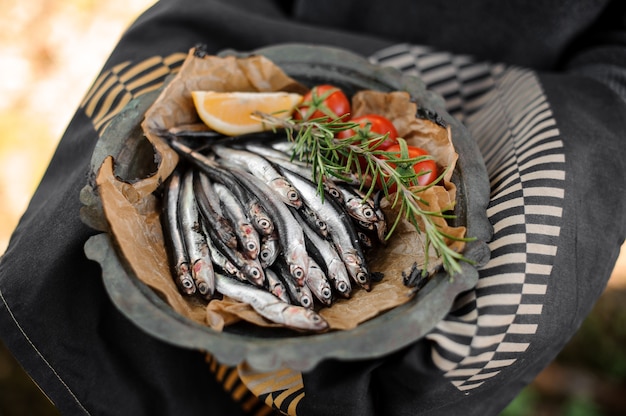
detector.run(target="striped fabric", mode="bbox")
[81,53,187,134]
[370,43,566,391]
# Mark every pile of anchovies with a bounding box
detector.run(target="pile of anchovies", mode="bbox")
[160,134,388,331]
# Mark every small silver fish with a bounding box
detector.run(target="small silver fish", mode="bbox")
[338,185,378,225]
[194,172,265,287]
[273,260,315,309]
[258,230,280,268]
[281,169,371,290]
[214,145,302,208]
[264,268,291,304]
[162,170,196,295]
[301,220,352,298]
[195,172,238,250]
[204,224,246,282]
[179,170,215,298]
[213,182,260,260]
[234,168,310,286]
[305,259,333,306]
[248,201,275,237]
[246,142,346,205]
[215,273,328,332]
[168,140,275,238]
[295,205,329,239]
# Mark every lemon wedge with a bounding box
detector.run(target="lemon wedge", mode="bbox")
[191,91,303,136]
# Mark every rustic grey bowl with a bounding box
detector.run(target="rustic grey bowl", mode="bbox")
[81,43,492,372]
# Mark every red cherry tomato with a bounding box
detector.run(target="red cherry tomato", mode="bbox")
[336,114,399,150]
[381,144,439,190]
[294,84,351,122]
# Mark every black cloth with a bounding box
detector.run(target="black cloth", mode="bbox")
[1,0,625,415]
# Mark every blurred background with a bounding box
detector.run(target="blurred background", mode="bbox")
[1,0,625,415]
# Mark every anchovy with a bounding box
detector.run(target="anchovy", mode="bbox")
[264,268,291,304]
[272,260,314,309]
[258,230,280,268]
[193,171,265,287]
[204,227,246,281]
[291,205,330,240]
[195,172,238,249]
[179,169,215,298]
[213,145,302,208]
[301,220,352,298]
[161,170,196,295]
[213,182,260,260]
[337,183,378,225]
[168,140,275,237]
[345,185,388,244]
[246,142,346,205]
[232,167,310,286]
[305,259,333,306]
[279,168,371,290]
[215,273,328,331]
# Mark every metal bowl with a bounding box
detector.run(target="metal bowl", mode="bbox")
[81,44,492,372]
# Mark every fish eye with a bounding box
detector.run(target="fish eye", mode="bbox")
[316,220,327,230]
[257,218,270,228]
[183,280,194,289]
[198,282,209,294]
[322,287,332,298]
[250,268,261,278]
[337,282,348,293]
[260,249,270,260]
[247,242,257,251]
[288,189,299,201]
[357,272,368,283]
[293,267,304,279]
[329,189,341,199]
[363,208,375,218]
[301,297,311,307]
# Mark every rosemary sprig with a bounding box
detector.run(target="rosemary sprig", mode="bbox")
[255,111,473,277]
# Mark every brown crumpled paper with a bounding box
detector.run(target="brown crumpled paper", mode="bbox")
[95,46,466,332]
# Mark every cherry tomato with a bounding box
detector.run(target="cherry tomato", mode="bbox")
[294,84,351,122]
[380,144,439,190]
[336,114,399,150]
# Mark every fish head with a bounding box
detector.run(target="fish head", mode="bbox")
[239,224,260,259]
[288,244,310,286]
[249,203,274,235]
[241,261,266,287]
[283,306,329,331]
[306,263,333,306]
[271,178,302,208]
[326,259,352,297]
[324,184,344,203]
[304,208,329,237]
[297,289,314,309]
[259,236,279,268]
[341,251,371,291]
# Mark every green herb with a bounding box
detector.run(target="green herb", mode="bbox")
[255,111,474,277]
